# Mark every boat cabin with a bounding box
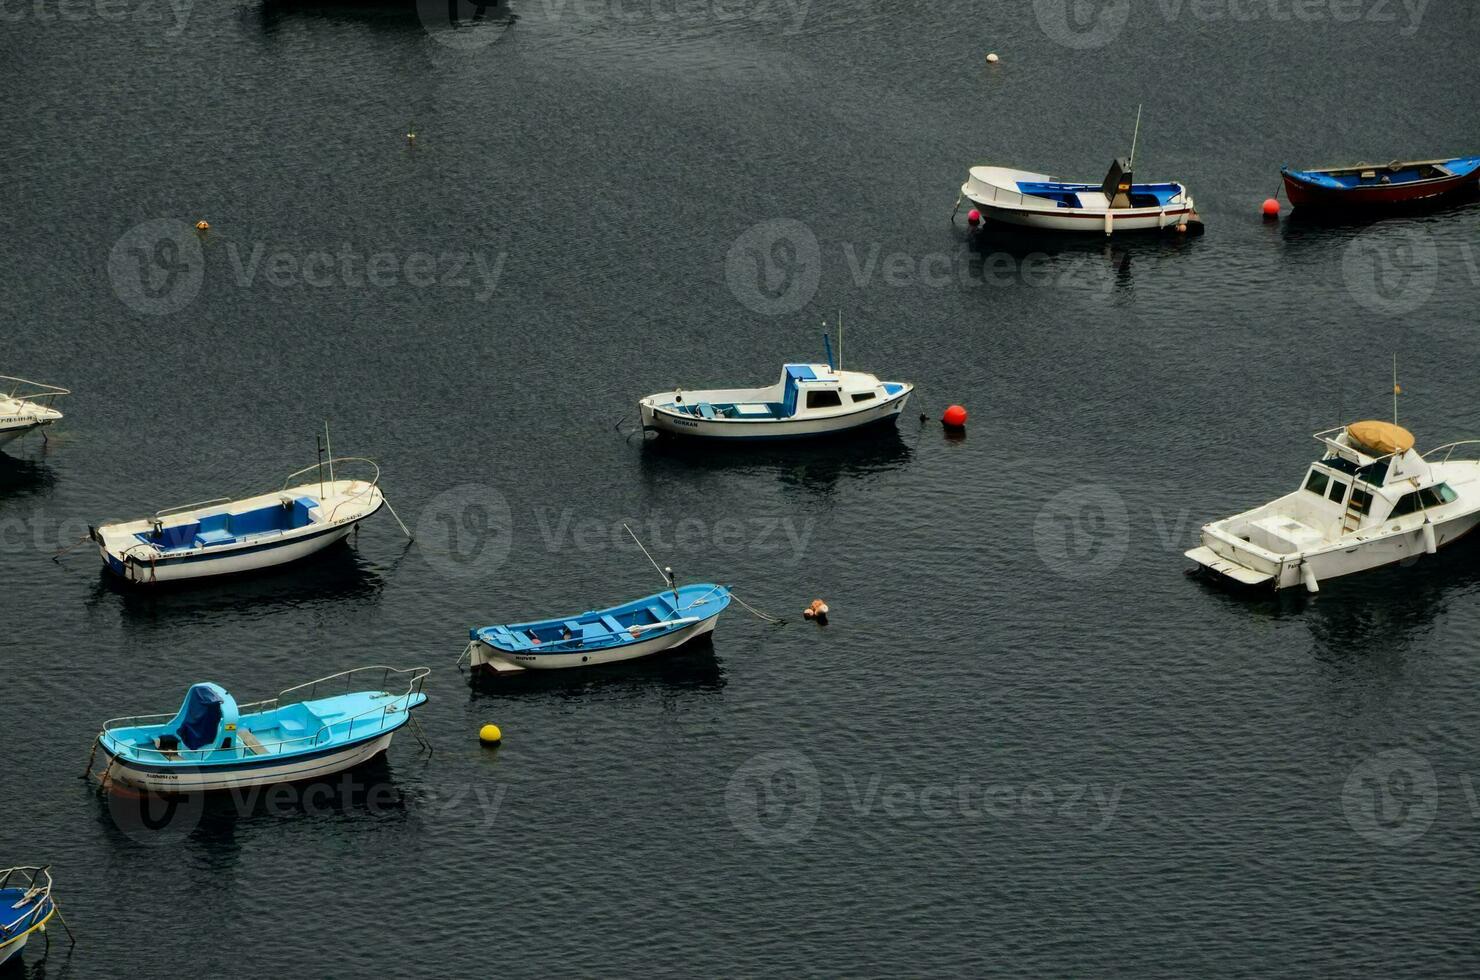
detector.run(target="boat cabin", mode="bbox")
[664,364,904,422]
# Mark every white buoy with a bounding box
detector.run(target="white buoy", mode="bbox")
[1301,564,1319,594]
[1422,521,1437,555]
[986,52,1000,64]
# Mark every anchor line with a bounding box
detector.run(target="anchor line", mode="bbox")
[727,589,786,625]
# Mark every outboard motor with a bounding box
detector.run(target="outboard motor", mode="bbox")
[1102,157,1134,209]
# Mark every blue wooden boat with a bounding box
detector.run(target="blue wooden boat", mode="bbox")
[0,867,61,967]
[465,583,731,675]
[96,666,430,792]
[1282,156,1480,210]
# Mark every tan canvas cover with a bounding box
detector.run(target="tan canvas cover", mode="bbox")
[1347,420,1415,455]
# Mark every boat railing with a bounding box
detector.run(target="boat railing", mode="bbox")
[279,456,382,523]
[1423,440,1480,464]
[0,376,69,412]
[101,667,430,764]
[154,498,233,519]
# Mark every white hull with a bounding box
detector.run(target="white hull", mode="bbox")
[641,392,909,440]
[1192,508,1480,591]
[103,731,396,792]
[100,522,358,584]
[472,615,719,672]
[973,201,1193,233]
[0,932,30,966]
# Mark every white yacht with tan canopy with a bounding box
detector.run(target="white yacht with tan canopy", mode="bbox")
[1186,420,1480,592]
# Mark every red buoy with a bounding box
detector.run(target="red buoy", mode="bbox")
[942,405,967,428]
[967,209,981,226]
[1261,198,1280,218]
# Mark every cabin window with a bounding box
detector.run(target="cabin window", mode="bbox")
[1421,484,1458,508]
[851,392,877,403]
[1390,491,1423,518]
[1349,487,1373,515]
[1357,460,1389,487]
[806,390,842,409]
[1326,479,1348,504]
[1304,470,1329,496]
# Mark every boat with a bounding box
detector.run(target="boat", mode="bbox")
[0,867,64,967]
[1185,420,1480,593]
[95,666,430,792]
[90,451,408,585]
[0,376,67,452]
[959,159,1201,236]
[1281,156,1480,210]
[464,582,732,675]
[639,335,912,440]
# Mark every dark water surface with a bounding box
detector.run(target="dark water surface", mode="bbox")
[4,0,1480,976]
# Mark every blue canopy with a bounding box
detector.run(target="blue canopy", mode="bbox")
[177,684,224,750]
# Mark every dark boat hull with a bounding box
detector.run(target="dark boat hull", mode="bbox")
[1283,162,1480,210]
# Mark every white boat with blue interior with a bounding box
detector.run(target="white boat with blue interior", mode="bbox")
[96,666,430,792]
[0,376,67,451]
[91,454,404,584]
[464,582,731,675]
[639,336,912,440]
[960,160,1201,235]
[1186,420,1480,592]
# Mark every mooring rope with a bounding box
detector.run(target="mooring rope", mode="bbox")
[727,589,786,625]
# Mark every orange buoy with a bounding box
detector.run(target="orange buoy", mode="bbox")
[1261,198,1280,218]
[195,220,210,232]
[942,405,967,428]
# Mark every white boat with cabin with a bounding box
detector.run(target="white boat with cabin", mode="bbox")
[639,336,912,440]
[1186,420,1480,592]
[0,376,67,451]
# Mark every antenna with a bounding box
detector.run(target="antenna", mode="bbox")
[1128,103,1143,170]
[838,310,844,372]
[316,432,325,498]
[324,420,335,485]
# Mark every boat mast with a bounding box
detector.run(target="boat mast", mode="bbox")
[1128,103,1143,170]
[838,310,844,372]
[325,420,335,485]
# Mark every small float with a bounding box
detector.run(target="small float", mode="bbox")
[1281,155,1480,211]
[464,581,732,676]
[95,666,430,792]
[0,867,66,967]
[0,376,67,452]
[639,333,912,441]
[1186,420,1480,593]
[90,432,410,585]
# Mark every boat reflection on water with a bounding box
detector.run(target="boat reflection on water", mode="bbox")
[252,0,516,41]
[468,635,726,700]
[1190,534,1480,659]
[637,425,913,497]
[97,753,416,855]
[963,221,1203,297]
[89,542,393,625]
[0,456,56,499]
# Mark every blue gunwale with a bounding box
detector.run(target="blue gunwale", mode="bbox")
[473,584,730,654]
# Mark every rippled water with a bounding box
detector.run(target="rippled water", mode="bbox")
[4,1,1480,976]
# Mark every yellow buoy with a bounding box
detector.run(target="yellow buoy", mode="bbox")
[479,723,502,745]
[986,53,1000,64]
[195,220,210,232]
